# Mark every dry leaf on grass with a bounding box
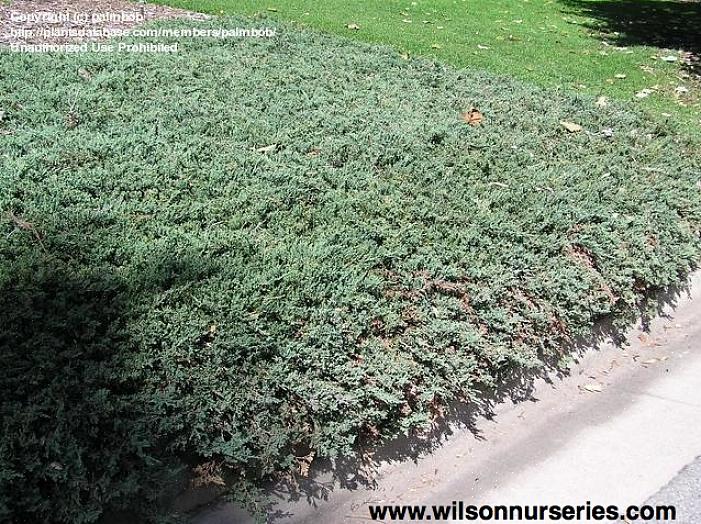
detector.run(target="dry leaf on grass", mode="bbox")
[461,108,484,126]
[78,68,92,81]
[255,144,278,153]
[560,121,583,133]
[636,88,654,99]
[66,112,79,129]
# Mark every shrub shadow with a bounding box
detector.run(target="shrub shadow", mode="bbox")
[0,244,201,523]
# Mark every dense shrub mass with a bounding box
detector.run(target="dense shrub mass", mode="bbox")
[1,18,700,522]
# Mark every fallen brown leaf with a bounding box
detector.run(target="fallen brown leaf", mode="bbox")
[560,121,583,133]
[66,112,79,129]
[297,451,315,477]
[255,144,278,153]
[461,108,484,126]
[635,88,654,99]
[78,68,92,81]
[191,461,225,488]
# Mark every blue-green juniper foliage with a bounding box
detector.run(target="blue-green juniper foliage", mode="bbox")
[0,17,699,523]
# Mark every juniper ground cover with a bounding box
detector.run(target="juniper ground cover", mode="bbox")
[1,17,700,522]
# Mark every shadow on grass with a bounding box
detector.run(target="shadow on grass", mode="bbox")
[186,275,694,523]
[559,0,701,76]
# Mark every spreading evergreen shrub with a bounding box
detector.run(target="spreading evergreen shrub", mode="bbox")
[0,17,699,522]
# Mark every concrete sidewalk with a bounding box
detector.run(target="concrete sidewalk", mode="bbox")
[191,273,701,523]
[636,457,701,523]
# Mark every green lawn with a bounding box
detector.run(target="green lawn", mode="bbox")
[154,0,701,132]
[1,16,700,522]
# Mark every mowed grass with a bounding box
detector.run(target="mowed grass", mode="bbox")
[154,0,701,132]
[1,17,700,522]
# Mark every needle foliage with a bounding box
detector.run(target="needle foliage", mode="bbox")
[0,18,699,522]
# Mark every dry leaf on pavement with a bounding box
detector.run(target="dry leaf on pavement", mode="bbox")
[582,383,603,393]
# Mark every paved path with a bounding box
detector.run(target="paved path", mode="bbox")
[634,457,701,524]
[190,272,701,523]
